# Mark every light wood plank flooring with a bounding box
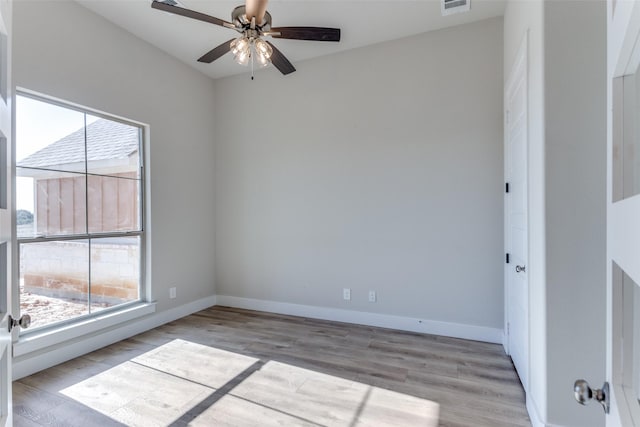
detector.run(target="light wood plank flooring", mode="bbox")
[13,306,530,426]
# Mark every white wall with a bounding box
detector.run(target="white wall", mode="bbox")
[503,0,547,423]
[544,1,606,425]
[12,0,216,368]
[504,1,607,426]
[214,18,504,333]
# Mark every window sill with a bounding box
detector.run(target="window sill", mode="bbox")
[13,302,156,357]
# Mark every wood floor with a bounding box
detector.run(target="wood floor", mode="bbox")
[13,306,531,426]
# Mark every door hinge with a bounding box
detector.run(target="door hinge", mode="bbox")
[507,322,510,335]
[505,182,510,193]
[506,253,510,264]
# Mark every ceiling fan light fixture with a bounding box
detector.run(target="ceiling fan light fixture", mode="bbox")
[234,50,251,66]
[256,52,270,67]
[231,36,251,66]
[254,38,272,67]
[230,35,272,68]
[230,36,249,56]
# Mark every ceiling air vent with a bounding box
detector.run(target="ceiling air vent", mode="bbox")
[441,0,470,16]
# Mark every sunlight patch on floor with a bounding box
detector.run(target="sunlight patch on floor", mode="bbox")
[60,339,440,426]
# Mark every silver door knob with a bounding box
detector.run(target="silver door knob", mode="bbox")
[8,314,31,332]
[574,379,609,414]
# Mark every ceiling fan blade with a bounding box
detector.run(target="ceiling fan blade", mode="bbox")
[198,39,236,64]
[269,27,340,42]
[151,1,235,29]
[245,0,269,24]
[266,41,296,75]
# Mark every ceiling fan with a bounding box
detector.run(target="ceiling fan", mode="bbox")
[151,0,341,76]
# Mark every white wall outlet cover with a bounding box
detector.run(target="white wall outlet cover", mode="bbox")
[343,288,351,301]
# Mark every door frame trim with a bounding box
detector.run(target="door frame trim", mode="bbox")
[607,0,640,425]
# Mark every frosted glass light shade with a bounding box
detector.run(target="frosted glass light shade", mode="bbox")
[230,36,250,56]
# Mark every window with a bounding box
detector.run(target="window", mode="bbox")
[16,92,145,331]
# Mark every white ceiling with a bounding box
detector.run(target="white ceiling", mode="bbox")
[78,0,506,79]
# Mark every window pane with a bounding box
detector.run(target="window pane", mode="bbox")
[0,32,7,104]
[615,71,640,201]
[87,175,140,233]
[16,168,87,238]
[615,263,640,408]
[86,115,141,179]
[16,92,145,333]
[16,96,86,174]
[20,240,89,329]
[628,70,640,198]
[0,243,6,313]
[90,236,140,312]
[0,137,6,209]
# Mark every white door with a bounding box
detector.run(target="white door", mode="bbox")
[505,33,529,392]
[0,0,12,425]
[607,1,640,425]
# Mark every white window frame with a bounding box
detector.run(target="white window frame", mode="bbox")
[12,89,154,353]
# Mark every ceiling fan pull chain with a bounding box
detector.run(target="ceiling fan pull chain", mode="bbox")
[251,45,255,80]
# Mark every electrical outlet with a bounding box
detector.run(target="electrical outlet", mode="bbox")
[169,287,177,299]
[368,290,376,303]
[343,288,351,301]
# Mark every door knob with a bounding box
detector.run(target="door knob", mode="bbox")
[516,265,526,273]
[574,379,609,414]
[8,314,31,332]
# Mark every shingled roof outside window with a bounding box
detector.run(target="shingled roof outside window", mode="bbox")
[17,119,139,170]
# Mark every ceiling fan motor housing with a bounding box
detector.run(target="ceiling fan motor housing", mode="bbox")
[232,5,271,32]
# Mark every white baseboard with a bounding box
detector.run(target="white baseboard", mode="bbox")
[12,293,504,379]
[12,295,217,380]
[527,394,547,427]
[215,295,503,344]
